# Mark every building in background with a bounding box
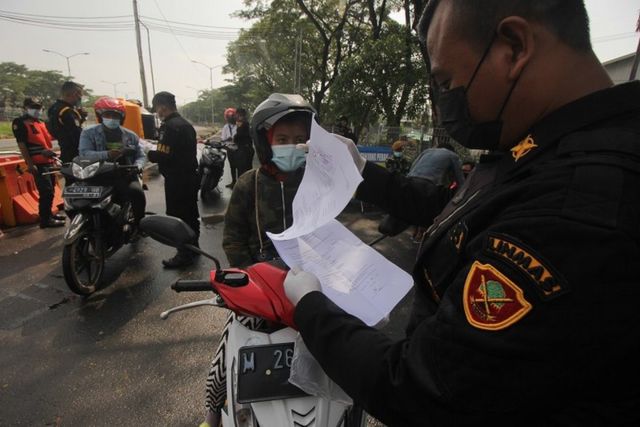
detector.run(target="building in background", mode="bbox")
[602,53,638,84]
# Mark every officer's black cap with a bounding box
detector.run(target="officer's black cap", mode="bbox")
[23,97,43,108]
[151,91,176,112]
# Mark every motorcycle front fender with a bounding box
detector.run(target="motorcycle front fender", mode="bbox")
[63,212,88,244]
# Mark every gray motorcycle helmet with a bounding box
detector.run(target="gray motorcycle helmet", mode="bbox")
[250,93,316,165]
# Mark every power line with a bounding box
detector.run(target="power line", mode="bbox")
[151,0,193,61]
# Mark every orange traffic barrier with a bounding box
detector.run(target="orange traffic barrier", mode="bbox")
[0,155,63,227]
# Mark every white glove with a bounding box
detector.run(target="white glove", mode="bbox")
[331,133,366,174]
[284,269,322,306]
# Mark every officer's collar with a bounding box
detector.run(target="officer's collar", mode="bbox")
[163,112,180,121]
[495,81,640,176]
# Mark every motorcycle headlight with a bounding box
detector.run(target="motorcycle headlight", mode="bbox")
[72,162,100,179]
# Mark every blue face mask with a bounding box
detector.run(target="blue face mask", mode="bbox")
[102,118,120,129]
[26,109,41,119]
[393,151,403,158]
[271,144,306,172]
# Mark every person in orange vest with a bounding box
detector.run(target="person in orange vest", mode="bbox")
[12,98,65,228]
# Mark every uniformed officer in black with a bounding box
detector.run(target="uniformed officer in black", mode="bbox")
[282,1,640,425]
[47,81,86,163]
[148,91,200,268]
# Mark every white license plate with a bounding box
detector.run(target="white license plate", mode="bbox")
[63,186,103,199]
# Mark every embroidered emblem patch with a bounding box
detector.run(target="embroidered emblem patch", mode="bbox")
[511,134,538,162]
[463,261,532,331]
[485,233,567,300]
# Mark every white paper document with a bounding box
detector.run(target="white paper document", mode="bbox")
[271,220,413,326]
[267,119,412,325]
[268,119,363,240]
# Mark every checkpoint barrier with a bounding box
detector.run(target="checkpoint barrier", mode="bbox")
[0,155,63,227]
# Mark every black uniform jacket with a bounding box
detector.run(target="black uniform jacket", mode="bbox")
[148,112,198,178]
[294,82,640,426]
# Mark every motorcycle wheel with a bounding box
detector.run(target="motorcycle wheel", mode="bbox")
[200,175,220,200]
[62,232,105,295]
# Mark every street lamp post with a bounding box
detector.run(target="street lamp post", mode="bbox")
[190,61,223,126]
[101,80,127,98]
[42,49,90,78]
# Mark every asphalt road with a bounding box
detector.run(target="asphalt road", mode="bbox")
[0,163,416,426]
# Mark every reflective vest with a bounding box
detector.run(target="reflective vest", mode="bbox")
[23,118,54,165]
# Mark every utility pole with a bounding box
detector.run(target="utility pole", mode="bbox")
[630,11,640,81]
[140,21,156,96]
[132,0,149,107]
[42,49,89,79]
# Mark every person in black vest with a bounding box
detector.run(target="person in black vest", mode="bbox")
[13,98,64,228]
[47,81,86,163]
[282,0,640,425]
[147,91,200,269]
[231,107,255,178]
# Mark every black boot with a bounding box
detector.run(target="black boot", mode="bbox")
[162,251,194,269]
[40,218,65,228]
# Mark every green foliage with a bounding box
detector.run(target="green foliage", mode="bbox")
[0,62,83,108]
[223,0,432,136]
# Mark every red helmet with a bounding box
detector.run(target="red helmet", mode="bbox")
[94,97,126,119]
[224,107,236,121]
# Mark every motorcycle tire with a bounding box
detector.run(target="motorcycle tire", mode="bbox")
[62,232,105,296]
[200,175,220,200]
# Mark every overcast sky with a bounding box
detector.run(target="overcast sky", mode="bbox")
[1,0,638,107]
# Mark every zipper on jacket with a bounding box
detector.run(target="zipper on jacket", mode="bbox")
[280,182,287,230]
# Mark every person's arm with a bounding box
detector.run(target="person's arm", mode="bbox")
[128,131,146,169]
[357,161,451,227]
[451,154,465,186]
[79,128,109,161]
[222,176,255,267]
[294,216,625,425]
[147,124,179,165]
[12,119,36,173]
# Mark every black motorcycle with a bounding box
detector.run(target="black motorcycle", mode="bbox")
[198,138,229,200]
[60,153,141,295]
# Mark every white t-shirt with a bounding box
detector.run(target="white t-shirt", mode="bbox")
[221,123,237,142]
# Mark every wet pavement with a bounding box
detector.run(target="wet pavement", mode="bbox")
[0,163,416,426]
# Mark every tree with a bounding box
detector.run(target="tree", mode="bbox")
[0,62,74,108]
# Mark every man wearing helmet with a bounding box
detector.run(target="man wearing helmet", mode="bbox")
[200,94,313,427]
[12,98,65,228]
[79,97,146,226]
[221,107,238,188]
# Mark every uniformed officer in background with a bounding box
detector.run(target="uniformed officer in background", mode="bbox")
[147,91,200,269]
[47,81,87,163]
[12,98,65,228]
[283,0,640,425]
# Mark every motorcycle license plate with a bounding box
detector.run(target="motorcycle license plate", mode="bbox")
[63,186,103,199]
[237,343,308,403]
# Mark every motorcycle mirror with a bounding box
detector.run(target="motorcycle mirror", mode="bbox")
[140,216,196,248]
[140,216,222,271]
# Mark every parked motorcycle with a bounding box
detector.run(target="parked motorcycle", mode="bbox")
[199,138,228,200]
[60,153,142,295]
[140,215,369,427]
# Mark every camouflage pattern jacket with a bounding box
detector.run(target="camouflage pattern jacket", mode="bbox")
[222,167,304,267]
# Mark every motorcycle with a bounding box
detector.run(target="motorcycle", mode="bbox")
[199,137,228,200]
[140,215,370,427]
[60,152,142,295]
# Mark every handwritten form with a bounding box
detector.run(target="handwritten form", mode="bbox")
[268,119,412,326]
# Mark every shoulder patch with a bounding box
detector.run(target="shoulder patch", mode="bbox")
[484,233,568,300]
[463,261,532,331]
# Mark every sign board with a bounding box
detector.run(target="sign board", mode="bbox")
[357,146,392,166]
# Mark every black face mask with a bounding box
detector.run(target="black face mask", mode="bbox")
[436,34,520,151]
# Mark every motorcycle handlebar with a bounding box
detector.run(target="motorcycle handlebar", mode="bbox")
[171,280,213,293]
